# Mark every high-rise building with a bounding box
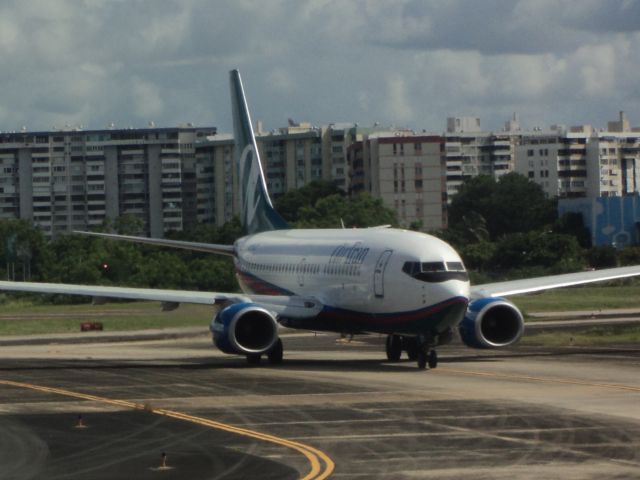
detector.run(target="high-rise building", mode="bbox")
[362,133,446,231]
[443,131,517,200]
[514,115,640,199]
[0,126,215,237]
[199,125,327,226]
[3,112,637,239]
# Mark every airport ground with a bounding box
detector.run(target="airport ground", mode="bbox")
[1,328,639,479]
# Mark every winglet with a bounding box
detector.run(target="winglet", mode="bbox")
[230,69,289,234]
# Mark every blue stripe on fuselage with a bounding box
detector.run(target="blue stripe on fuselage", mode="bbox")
[236,269,294,296]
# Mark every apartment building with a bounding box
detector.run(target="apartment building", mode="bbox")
[0,126,215,237]
[199,122,398,227]
[192,134,236,226]
[444,117,517,199]
[351,133,446,231]
[199,124,328,226]
[260,125,325,195]
[514,114,640,198]
[5,111,636,239]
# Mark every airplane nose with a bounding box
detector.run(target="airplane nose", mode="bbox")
[448,279,470,302]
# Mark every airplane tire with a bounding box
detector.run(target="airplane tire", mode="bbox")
[386,334,402,362]
[268,338,284,365]
[417,351,427,369]
[428,349,438,369]
[246,354,261,365]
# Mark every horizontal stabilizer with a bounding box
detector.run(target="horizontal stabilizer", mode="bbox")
[75,231,235,256]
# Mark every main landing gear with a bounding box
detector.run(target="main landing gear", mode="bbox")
[385,334,438,370]
[415,348,438,370]
[245,338,284,366]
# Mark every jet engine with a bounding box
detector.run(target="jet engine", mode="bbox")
[458,297,524,349]
[210,303,279,355]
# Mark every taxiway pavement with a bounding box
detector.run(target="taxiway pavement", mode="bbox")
[1,332,639,479]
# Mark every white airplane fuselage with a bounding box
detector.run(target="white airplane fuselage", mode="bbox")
[234,227,470,336]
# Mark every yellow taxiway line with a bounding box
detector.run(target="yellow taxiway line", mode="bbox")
[0,379,334,480]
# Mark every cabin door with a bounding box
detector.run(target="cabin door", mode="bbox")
[373,249,393,298]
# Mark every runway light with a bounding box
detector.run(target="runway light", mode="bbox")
[158,452,172,470]
[149,451,174,472]
[74,414,87,429]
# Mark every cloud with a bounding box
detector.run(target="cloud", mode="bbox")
[571,44,616,96]
[131,77,164,119]
[561,0,640,33]
[0,0,638,134]
[266,68,295,93]
[383,75,414,125]
[0,13,19,54]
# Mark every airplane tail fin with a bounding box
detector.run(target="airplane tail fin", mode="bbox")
[230,69,289,235]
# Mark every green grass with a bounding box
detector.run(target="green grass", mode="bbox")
[521,325,640,347]
[511,281,640,314]
[0,300,213,336]
[2,280,640,337]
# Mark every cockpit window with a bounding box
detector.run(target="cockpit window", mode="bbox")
[402,261,420,275]
[446,261,464,271]
[422,262,445,272]
[402,260,469,282]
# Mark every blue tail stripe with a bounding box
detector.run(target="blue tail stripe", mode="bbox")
[230,70,289,235]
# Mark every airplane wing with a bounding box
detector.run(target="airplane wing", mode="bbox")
[470,265,640,299]
[75,231,235,256]
[0,281,322,319]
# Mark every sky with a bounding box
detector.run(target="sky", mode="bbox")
[1,0,639,134]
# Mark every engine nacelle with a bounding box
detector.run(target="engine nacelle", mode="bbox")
[210,302,279,355]
[458,297,524,349]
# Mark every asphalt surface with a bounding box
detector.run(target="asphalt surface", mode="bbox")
[1,331,639,479]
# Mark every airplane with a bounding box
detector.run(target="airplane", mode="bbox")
[2,69,640,370]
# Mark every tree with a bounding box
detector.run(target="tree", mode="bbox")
[585,246,618,269]
[168,217,242,245]
[448,173,557,241]
[493,231,584,273]
[186,257,237,292]
[618,247,640,267]
[460,241,497,271]
[114,214,144,236]
[0,219,53,281]
[556,212,591,248]
[275,180,344,223]
[49,234,104,284]
[295,193,397,228]
[130,251,190,289]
